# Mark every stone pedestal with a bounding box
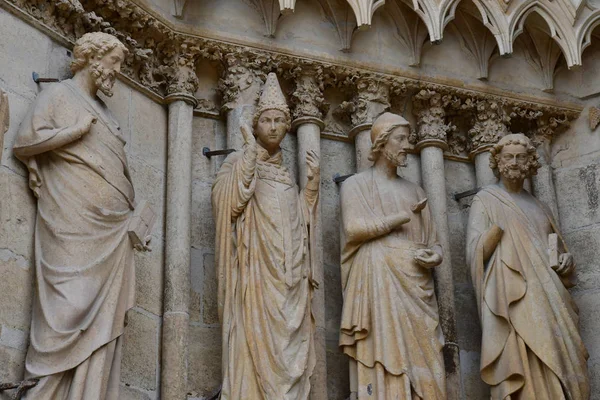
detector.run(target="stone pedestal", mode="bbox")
[162,93,196,400]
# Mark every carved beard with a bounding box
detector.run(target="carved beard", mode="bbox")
[90,62,116,97]
[384,148,407,167]
[499,163,529,182]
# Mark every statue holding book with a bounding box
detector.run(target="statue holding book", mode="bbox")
[13,32,153,400]
[466,133,590,400]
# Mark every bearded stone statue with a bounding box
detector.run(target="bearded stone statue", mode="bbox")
[212,72,319,399]
[467,133,590,399]
[13,32,151,400]
[339,112,446,399]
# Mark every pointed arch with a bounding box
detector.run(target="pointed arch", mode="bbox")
[509,2,580,67]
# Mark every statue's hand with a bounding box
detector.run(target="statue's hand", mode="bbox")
[240,123,255,146]
[414,248,442,268]
[134,235,152,252]
[75,113,97,137]
[555,253,575,276]
[306,150,320,182]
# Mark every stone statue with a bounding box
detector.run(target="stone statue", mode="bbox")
[339,112,446,399]
[13,32,151,400]
[212,72,319,399]
[466,133,590,399]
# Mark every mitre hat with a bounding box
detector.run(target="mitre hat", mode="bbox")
[256,72,290,119]
[371,112,409,143]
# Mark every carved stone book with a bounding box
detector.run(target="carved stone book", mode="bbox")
[128,200,156,246]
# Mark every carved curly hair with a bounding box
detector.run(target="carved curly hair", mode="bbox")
[368,123,403,161]
[489,133,541,177]
[70,32,129,74]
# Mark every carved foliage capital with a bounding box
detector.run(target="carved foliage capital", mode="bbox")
[164,41,200,96]
[290,67,329,120]
[341,77,390,127]
[463,98,510,151]
[412,89,458,143]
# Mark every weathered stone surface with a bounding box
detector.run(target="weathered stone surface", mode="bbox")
[129,154,166,241]
[0,344,26,394]
[118,384,155,400]
[202,253,218,325]
[0,171,36,259]
[0,9,51,100]
[188,326,222,397]
[133,237,164,316]
[122,309,160,391]
[459,349,489,400]
[326,338,350,400]
[192,116,220,183]
[191,181,215,249]
[2,93,33,177]
[100,80,133,146]
[555,163,600,232]
[130,90,168,172]
[563,224,600,294]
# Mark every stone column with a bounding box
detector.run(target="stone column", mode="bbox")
[161,52,199,400]
[346,77,391,172]
[412,89,460,400]
[162,93,197,400]
[467,99,510,188]
[291,68,328,400]
[219,53,263,150]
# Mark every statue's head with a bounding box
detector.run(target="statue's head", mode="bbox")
[71,32,128,97]
[369,112,412,167]
[252,73,291,153]
[490,133,540,182]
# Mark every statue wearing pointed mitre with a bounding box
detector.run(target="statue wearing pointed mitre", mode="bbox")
[212,72,320,399]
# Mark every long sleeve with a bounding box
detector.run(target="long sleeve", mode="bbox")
[340,178,393,245]
[13,86,84,158]
[212,144,258,222]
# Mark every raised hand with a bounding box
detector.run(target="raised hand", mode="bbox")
[306,150,320,182]
[240,123,255,146]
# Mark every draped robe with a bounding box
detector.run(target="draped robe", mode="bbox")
[467,185,590,400]
[212,144,317,400]
[13,80,136,400]
[339,170,446,400]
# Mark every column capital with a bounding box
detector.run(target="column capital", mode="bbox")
[346,77,391,128]
[290,66,329,124]
[218,53,264,113]
[464,98,510,159]
[412,89,457,148]
[164,41,200,99]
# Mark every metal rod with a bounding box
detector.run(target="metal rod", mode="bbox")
[202,147,235,158]
[32,72,59,84]
[333,173,354,184]
[453,187,480,201]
